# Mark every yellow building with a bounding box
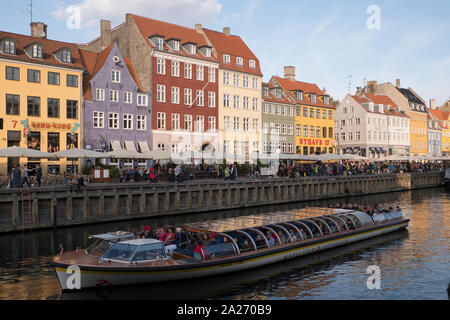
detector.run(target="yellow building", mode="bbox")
[409,110,428,155]
[0,24,83,175]
[271,68,335,155]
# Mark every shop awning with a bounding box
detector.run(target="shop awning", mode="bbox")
[124,141,137,152]
[110,141,122,151]
[138,141,151,153]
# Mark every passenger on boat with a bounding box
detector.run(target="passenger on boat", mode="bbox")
[346,219,355,230]
[242,239,253,251]
[289,229,298,241]
[175,227,187,249]
[194,240,206,260]
[255,234,266,248]
[298,227,307,239]
[277,230,287,244]
[266,231,276,247]
[164,227,176,245]
[157,228,167,242]
[139,226,155,239]
[208,234,217,246]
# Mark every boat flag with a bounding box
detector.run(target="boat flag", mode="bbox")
[59,243,64,255]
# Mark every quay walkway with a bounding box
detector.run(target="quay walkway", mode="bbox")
[0,171,444,233]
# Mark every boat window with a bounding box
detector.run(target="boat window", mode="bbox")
[312,218,331,235]
[281,223,302,241]
[338,215,356,230]
[257,227,281,246]
[201,242,237,261]
[346,214,362,228]
[246,228,268,249]
[268,225,290,244]
[86,239,112,257]
[291,221,312,239]
[322,217,340,233]
[131,243,166,262]
[225,232,253,252]
[102,243,138,262]
[327,215,348,231]
[300,220,322,237]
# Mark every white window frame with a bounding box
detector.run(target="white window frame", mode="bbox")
[171,61,180,77]
[124,91,132,104]
[93,111,104,128]
[184,63,192,79]
[208,116,216,131]
[208,68,216,83]
[157,84,166,102]
[157,112,166,130]
[172,113,180,131]
[184,88,192,106]
[208,92,216,108]
[111,70,120,83]
[108,112,119,129]
[123,114,133,130]
[223,54,230,64]
[196,90,204,107]
[137,115,146,130]
[196,65,204,81]
[96,88,105,101]
[137,94,148,107]
[184,114,192,131]
[109,90,119,102]
[171,87,180,104]
[157,58,166,75]
[236,57,244,66]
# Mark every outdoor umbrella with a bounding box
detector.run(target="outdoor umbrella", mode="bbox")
[147,149,172,161]
[0,146,55,158]
[104,149,146,160]
[53,148,106,158]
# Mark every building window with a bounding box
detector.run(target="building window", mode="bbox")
[171,61,180,77]
[249,60,256,68]
[303,125,308,137]
[236,57,243,65]
[252,98,258,111]
[208,116,216,131]
[310,94,317,103]
[196,116,204,132]
[303,107,308,117]
[93,111,104,128]
[137,94,148,106]
[208,68,216,83]
[67,74,78,87]
[61,49,71,63]
[156,38,164,50]
[196,65,204,81]
[196,90,204,106]
[288,124,294,135]
[243,97,249,110]
[184,88,192,105]
[184,63,192,79]
[109,113,119,129]
[66,100,78,119]
[27,96,40,117]
[184,114,192,131]
[27,69,40,83]
[157,85,166,102]
[122,114,133,130]
[3,40,16,54]
[233,73,239,87]
[157,112,166,130]
[31,44,43,59]
[243,76,249,88]
[124,92,132,104]
[223,54,230,64]
[110,90,119,102]
[224,116,230,130]
[296,91,303,101]
[6,94,20,115]
[253,119,258,131]
[157,59,165,75]
[233,117,240,131]
[96,88,105,101]
[5,66,19,81]
[47,72,60,85]
[171,87,180,104]
[296,124,301,136]
[47,98,60,118]
[171,113,180,130]
[233,95,240,108]
[223,94,230,107]
[137,115,146,130]
[223,72,230,85]
[322,127,327,138]
[243,118,249,131]
[310,108,315,118]
[208,92,216,108]
[310,126,315,137]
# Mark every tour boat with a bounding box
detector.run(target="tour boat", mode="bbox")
[52,207,409,291]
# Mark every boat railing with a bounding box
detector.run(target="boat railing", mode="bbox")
[201,242,238,261]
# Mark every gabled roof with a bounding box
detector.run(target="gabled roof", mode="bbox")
[429,109,450,129]
[273,76,333,108]
[202,28,262,76]
[80,43,143,100]
[398,88,425,105]
[130,14,217,62]
[0,30,83,70]
[350,94,409,118]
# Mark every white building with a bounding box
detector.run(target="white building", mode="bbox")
[335,94,410,157]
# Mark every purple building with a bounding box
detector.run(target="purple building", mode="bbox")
[81,43,151,167]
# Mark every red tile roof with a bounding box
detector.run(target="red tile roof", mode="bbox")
[202,28,262,76]
[131,14,217,62]
[273,76,334,108]
[352,95,409,118]
[0,30,83,70]
[366,93,400,109]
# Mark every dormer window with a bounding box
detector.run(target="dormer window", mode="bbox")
[324,96,330,105]
[223,54,230,64]
[172,40,180,51]
[2,39,16,54]
[205,48,211,58]
[156,37,164,51]
[310,93,317,103]
[249,60,256,68]
[236,57,243,66]
[61,49,72,63]
[276,89,282,99]
[296,91,303,101]
[31,44,43,59]
[263,86,269,97]
[190,44,196,54]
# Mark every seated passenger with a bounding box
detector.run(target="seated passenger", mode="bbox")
[254,234,266,248]
[164,227,176,246]
[298,228,308,239]
[139,226,155,239]
[242,239,253,251]
[194,240,207,260]
[289,229,299,241]
[277,230,287,243]
[208,234,217,246]
[346,219,355,230]
[266,231,276,246]
[175,227,186,248]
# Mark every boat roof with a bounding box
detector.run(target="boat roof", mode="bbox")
[89,231,134,241]
[182,207,359,233]
[118,238,162,245]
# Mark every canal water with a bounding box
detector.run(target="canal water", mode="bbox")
[0,188,448,300]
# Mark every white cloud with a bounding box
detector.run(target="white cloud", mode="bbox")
[52,0,222,29]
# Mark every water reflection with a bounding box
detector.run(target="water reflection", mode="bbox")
[0,188,448,300]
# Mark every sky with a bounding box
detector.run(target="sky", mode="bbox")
[1,0,450,105]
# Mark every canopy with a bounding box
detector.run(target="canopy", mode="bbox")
[147,148,172,160]
[53,148,105,158]
[0,146,55,158]
[104,149,148,159]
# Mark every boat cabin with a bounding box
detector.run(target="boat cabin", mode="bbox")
[86,231,135,257]
[96,238,167,264]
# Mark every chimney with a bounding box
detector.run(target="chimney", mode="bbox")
[322,87,327,95]
[367,80,377,93]
[429,99,436,109]
[30,22,47,38]
[223,27,230,36]
[195,24,203,33]
[284,66,296,81]
[396,79,401,88]
[100,19,112,49]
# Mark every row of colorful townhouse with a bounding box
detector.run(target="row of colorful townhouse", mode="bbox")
[334,79,450,158]
[1,15,448,174]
